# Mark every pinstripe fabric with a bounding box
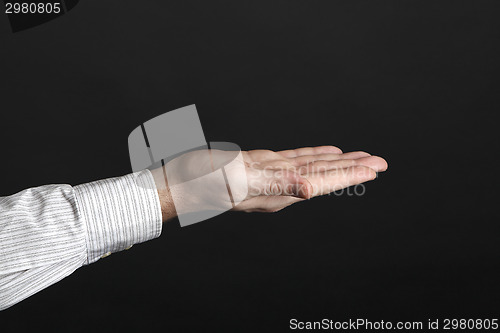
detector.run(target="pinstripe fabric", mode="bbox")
[0,170,162,311]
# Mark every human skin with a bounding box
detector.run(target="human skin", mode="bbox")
[150,146,388,223]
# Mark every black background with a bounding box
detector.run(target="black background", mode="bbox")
[1,1,499,332]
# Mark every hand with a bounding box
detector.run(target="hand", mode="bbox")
[151,146,388,222]
[235,145,387,212]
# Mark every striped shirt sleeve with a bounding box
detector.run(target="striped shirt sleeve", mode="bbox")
[0,170,163,311]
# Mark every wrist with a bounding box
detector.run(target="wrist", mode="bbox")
[150,167,177,223]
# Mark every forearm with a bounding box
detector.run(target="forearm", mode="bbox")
[0,171,163,310]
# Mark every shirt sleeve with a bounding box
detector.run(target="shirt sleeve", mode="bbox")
[0,170,162,311]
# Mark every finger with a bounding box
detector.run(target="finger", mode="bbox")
[298,156,388,174]
[305,165,377,197]
[298,159,358,174]
[277,145,342,158]
[291,151,371,166]
[354,156,388,172]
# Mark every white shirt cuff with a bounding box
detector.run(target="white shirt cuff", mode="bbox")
[74,170,163,265]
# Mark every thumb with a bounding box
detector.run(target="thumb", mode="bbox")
[254,169,312,199]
